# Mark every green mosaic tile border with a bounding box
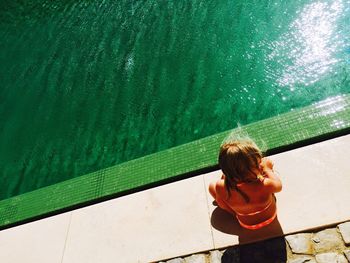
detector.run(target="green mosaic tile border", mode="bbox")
[1,94,350,230]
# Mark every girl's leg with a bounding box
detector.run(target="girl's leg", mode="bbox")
[208,181,235,215]
[209,182,217,199]
[216,197,236,214]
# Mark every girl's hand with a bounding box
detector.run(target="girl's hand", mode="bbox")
[260,157,274,171]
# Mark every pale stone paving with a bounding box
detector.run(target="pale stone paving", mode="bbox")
[285,233,313,254]
[157,221,350,263]
[288,255,316,263]
[313,228,344,253]
[315,252,347,263]
[183,254,207,263]
[344,250,350,262]
[339,222,350,245]
[209,251,222,263]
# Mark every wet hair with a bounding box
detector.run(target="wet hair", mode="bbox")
[218,140,262,203]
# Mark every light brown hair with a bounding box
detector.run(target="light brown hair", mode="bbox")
[218,140,262,202]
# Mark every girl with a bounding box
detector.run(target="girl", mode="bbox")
[209,139,282,230]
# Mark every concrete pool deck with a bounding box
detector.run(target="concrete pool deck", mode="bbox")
[0,134,349,262]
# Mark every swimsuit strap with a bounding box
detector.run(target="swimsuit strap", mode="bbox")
[236,210,277,230]
[235,197,273,216]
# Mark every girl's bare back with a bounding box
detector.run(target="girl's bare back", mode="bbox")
[214,177,277,226]
[209,156,282,229]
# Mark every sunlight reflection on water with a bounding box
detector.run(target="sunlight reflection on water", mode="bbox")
[269,0,345,87]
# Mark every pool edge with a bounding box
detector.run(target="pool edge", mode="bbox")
[0,94,350,230]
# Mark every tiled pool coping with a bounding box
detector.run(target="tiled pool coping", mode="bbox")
[0,94,350,230]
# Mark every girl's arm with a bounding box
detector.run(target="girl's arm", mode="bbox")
[260,158,282,193]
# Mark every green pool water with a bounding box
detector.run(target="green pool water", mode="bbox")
[0,0,349,200]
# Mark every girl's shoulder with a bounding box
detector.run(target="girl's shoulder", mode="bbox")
[237,180,267,194]
[215,180,229,198]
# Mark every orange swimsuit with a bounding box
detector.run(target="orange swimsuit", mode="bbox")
[235,197,277,230]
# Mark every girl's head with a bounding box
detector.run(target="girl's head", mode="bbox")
[219,139,262,188]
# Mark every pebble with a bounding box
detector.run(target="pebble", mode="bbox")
[315,252,348,263]
[313,228,343,253]
[287,255,316,263]
[184,254,206,263]
[209,250,222,263]
[311,237,320,243]
[338,221,350,245]
[285,233,313,254]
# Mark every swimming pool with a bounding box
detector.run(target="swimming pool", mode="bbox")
[0,0,350,227]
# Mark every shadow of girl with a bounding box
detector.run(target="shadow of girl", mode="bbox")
[211,207,287,262]
[211,207,284,243]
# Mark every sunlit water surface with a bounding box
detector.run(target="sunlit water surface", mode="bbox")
[0,0,349,199]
